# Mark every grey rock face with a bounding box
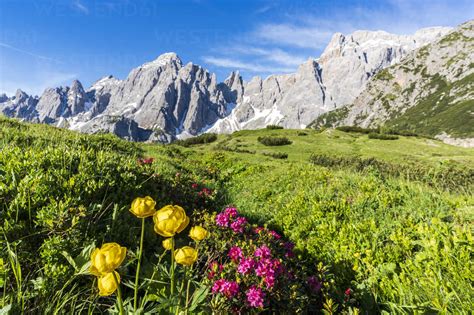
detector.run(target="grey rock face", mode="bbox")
[314,20,474,145]
[209,27,451,133]
[81,52,238,139]
[0,89,38,120]
[318,27,452,107]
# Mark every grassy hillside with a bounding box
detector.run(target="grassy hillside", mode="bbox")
[1,118,473,313]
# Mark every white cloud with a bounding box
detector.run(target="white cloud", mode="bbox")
[73,0,89,14]
[254,24,334,49]
[202,56,295,74]
[0,42,60,63]
[230,47,308,67]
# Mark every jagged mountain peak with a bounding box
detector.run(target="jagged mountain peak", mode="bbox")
[141,52,183,69]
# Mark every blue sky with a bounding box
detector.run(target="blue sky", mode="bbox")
[0,0,472,96]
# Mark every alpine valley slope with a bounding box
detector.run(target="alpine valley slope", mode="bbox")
[312,20,474,147]
[0,25,456,142]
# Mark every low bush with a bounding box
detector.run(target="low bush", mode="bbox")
[262,151,289,159]
[297,131,308,136]
[266,125,284,130]
[195,207,352,313]
[368,133,399,140]
[258,136,292,146]
[336,126,379,134]
[174,133,217,147]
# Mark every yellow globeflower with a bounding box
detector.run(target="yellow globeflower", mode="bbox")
[130,196,156,218]
[98,271,120,296]
[162,238,174,250]
[189,226,208,241]
[153,205,189,237]
[90,243,127,276]
[174,246,198,266]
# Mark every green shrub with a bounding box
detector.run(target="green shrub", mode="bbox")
[266,125,284,130]
[173,133,218,147]
[336,126,380,134]
[262,151,288,159]
[368,133,399,140]
[297,131,308,136]
[258,136,292,146]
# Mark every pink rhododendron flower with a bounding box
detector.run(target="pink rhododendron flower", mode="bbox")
[265,274,276,289]
[212,279,225,293]
[191,183,199,189]
[216,212,230,227]
[212,279,239,298]
[255,258,273,277]
[221,280,239,298]
[237,257,255,275]
[228,246,243,262]
[254,245,271,259]
[345,288,352,296]
[224,207,238,218]
[230,217,248,233]
[246,286,265,308]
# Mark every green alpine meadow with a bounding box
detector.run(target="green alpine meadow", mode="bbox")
[0,118,472,313]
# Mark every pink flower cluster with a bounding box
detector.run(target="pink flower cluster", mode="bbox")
[212,279,239,298]
[216,207,248,233]
[210,207,324,312]
[228,246,243,262]
[246,286,265,308]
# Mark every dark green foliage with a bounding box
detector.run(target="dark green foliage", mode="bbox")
[262,151,289,159]
[173,133,218,147]
[257,136,292,146]
[297,131,308,136]
[336,126,380,134]
[368,133,399,140]
[266,125,284,130]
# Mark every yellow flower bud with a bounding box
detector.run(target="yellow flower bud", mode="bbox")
[98,271,120,296]
[189,226,208,241]
[174,246,198,266]
[153,205,189,237]
[130,196,156,218]
[90,243,127,276]
[162,238,174,250]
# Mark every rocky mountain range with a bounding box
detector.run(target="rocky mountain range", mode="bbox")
[1,21,472,145]
[312,20,473,147]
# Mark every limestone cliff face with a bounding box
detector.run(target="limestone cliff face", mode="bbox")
[208,26,451,133]
[313,20,473,143]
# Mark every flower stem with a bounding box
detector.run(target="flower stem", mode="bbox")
[134,218,146,311]
[112,272,124,315]
[185,267,192,315]
[170,237,176,313]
